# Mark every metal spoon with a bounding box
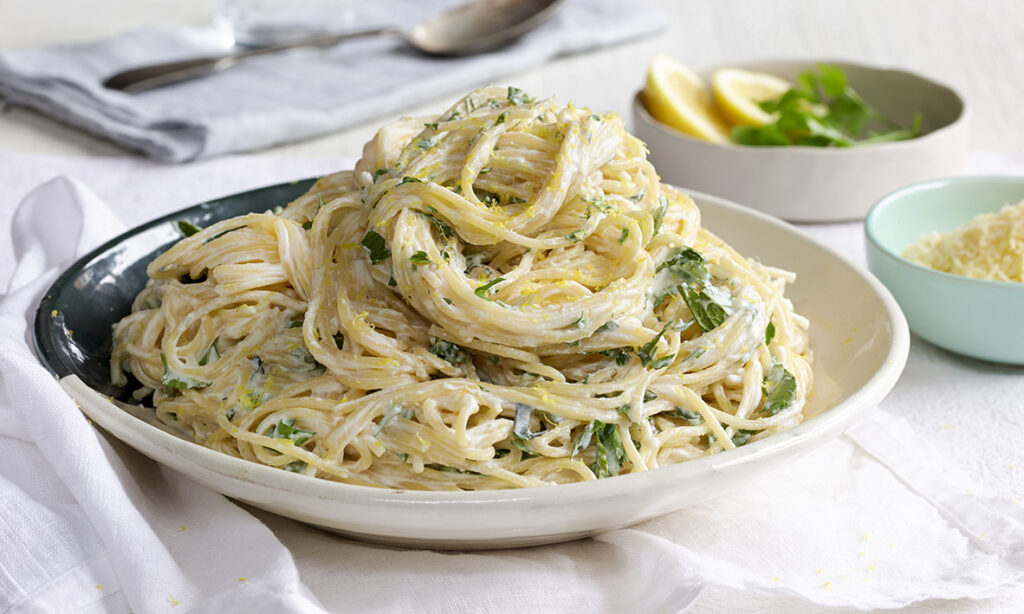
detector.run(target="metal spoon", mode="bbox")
[103,0,564,93]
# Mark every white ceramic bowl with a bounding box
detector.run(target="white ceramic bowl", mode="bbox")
[57,190,909,550]
[632,60,969,222]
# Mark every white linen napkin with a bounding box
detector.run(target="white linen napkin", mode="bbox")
[2,152,1024,613]
[0,0,663,162]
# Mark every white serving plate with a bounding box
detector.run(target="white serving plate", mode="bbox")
[59,191,909,550]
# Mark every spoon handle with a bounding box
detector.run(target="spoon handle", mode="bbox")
[103,27,401,93]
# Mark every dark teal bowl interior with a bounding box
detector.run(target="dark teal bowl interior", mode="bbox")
[33,178,316,400]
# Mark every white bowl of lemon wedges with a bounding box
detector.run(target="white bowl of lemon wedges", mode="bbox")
[632,56,969,222]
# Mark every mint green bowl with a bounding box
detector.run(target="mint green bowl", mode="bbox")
[865,175,1024,364]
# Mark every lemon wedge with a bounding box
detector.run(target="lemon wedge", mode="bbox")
[712,68,791,127]
[642,54,730,143]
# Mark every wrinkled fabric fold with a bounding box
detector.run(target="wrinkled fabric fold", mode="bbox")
[0,0,665,161]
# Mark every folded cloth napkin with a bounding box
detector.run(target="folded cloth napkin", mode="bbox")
[2,152,1024,613]
[0,0,663,162]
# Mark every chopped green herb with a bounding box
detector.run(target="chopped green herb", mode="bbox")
[507,86,533,105]
[361,230,391,263]
[731,429,756,447]
[495,112,508,125]
[762,363,797,415]
[198,337,219,366]
[636,322,674,369]
[474,277,505,299]
[681,285,730,333]
[653,195,668,235]
[174,219,201,238]
[643,390,658,402]
[591,421,626,478]
[409,251,432,266]
[416,138,435,150]
[430,338,469,365]
[667,406,703,425]
[571,314,586,328]
[285,460,307,473]
[287,320,303,329]
[373,168,388,181]
[616,404,631,415]
[511,437,536,457]
[421,213,454,239]
[396,452,409,463]
[266,417,315,446]
[629,192,645,203]
[765,319,776,346]
[595,321,618,334]
[332,332,344,350]
[204,226,244,244]
[566,230,584,243]
[598,347,632,367]
[618,227,630,243]
[571,422,595,459]
[657,247,708,284]
[512,403,547,440]
[399,176,425,185]
[160,353,210,390]
[424,122,439,130]
[732,64,922,148]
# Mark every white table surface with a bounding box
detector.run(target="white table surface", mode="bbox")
[3,1,1023,612]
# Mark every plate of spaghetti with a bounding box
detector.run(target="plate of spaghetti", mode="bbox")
[34,86,908,548]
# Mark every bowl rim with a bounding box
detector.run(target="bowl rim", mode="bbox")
[633,57,968,154]
[35,183,911,510]
[864,174,1024,289]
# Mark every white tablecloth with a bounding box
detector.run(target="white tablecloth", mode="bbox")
[1,151,1023,613]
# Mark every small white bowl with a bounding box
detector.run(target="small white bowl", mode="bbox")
[632,60,969,222]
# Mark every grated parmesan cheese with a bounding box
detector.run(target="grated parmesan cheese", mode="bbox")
[902,200,1024,282]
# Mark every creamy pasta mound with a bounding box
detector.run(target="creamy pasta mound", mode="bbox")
[111,86,812,490]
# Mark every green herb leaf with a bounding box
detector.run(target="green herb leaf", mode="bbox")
[409,251,432,266]
[399,176,425,185]
[657,246,708,285]
[160,353,210,390]
[285,460,307,473]
[361,229,391,263]
[571,421,594,458]
[667,406,703,425]
[653,195,668,235]
[287,319,303,329]
[636,322,674,369]
[512,403,547,440]
[762,363,797,415]
[765,319,776,346]
[507,86,533,105]
[597,347,632,366]
[681,285,731,333]
[373,168,388,181]
[198,337,219,366]
[430,338,469,365]
[421,213,454,239]
[266,417,315,445]
[591,421,626,478]
[618,227,630,243]
[731,429,756,447]
[474,277,505,299]
[174,219,201,238]
[643,390,658,402]
[204,226,244,244]
[595,320,618,334]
